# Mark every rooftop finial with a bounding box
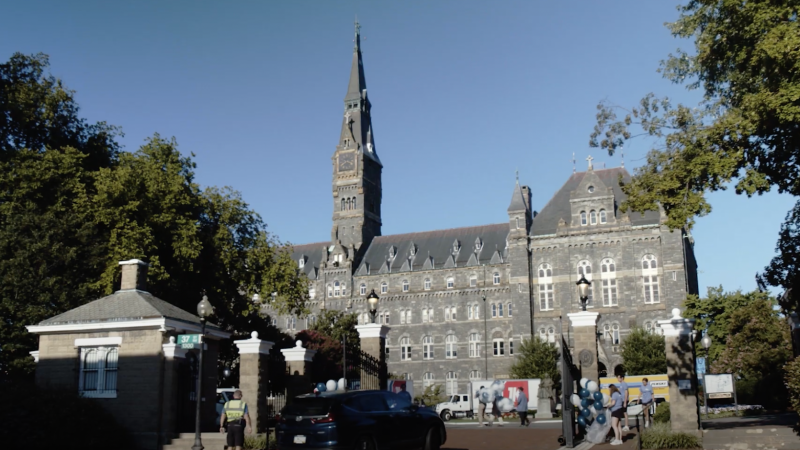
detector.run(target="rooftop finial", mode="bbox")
[515,169,519,183]
[586,155,594,171]
[354,16,361,51]
[620,146,625,168]
[572,152,576,173]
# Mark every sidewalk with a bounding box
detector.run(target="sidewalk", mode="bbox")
[702,413,800,450]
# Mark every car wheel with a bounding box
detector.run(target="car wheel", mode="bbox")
[440,410,452,421]
[424,426,442,450]
[354,436,376,450]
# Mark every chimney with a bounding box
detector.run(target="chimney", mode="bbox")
[119,259,149,291]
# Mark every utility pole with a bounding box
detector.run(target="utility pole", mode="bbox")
[482,294,488,378]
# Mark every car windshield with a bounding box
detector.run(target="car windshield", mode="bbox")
[283,397,335,416]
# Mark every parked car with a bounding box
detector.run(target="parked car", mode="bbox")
[277,390,446,450]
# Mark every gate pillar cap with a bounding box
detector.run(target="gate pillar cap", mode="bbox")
[657,308,695,337]
[235,331,275,355]
[281,340,316,362]
[163,335,188,359]
[355,324,390,339]
[567,311,599,327]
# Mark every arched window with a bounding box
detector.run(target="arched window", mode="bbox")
[424,278,431,290]
[642,255,660,304]
[327,284,333,298]
[538,263,554,311]
[599,209,607,224]
[81,349,99,391]
[352,197,357,209]
[604,323,620,345]
[507,303,513,317]
[445,371,458,395]
[601,258,618,306]
[491,303,497,318]
[446,277,454,289]
[423,372,434,388]
[341,198,345,211]
[380,282,388,294]
[493,272,501,285]
[309,283,316,299]
[341,283,346,296]
[577,260,593,307]
[580,211,587,226]
[539,327,548,342]
[360,283,367,295]
[470,275,477,287]
[404,310,412,324]
[402,280,409,292]
[346,198,352,210]
[498,303,504,317]
[446,335,457,359]
[423,336,434,360]
[547,327,556,343]
[333,281,340,297]
[590,210,597,225]
[401,337,411,360]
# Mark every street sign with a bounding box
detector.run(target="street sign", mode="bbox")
[180,343,200,349]
[709,392,732,399]
[177,334,202,345]
[696,357,706,375]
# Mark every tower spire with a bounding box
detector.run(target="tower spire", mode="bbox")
[346,19,367,100]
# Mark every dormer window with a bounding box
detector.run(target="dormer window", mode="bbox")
[587,185,595,193]
[600,209,607,224]
[298,258,305,268]
[474,237,483,252]
[580,211,587,226]
[452,239,460,253]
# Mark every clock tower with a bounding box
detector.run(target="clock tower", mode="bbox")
[331,20,382,263]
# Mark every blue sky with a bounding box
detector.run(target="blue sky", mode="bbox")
[2,0,794,297]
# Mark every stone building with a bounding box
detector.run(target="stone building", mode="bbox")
[27,259,230,450]
[274,22,699,396]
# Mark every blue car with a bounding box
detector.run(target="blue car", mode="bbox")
[277,390,446,450]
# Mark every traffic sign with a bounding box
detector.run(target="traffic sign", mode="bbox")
[177,334,203,345]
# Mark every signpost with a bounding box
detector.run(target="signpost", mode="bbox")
[704,373,738,417]
[178,334,203,350]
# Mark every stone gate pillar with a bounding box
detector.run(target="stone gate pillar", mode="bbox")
[355,323,390,390]
[281,341,316,403]
[161,336,187,442]
[567,311,600,382]
[234,331,274,433]
[658,308,700,436]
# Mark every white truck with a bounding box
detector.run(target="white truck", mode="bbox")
[435,379,541,421]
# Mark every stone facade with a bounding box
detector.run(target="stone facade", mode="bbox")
[272,22,700,397]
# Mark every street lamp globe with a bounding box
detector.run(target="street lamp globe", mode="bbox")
[701,334,712,350]
[575,275,591,311]
[367,289,379,323]
[197,295,213,319]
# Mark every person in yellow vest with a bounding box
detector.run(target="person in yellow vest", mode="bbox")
[219,390,252,450]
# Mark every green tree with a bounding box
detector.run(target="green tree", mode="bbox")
[509,337,560,386]
[620,327,667,375]
[683,287,768,364]
[416,384,448,406]
[589,2,800,301]
[308,310,360,351]
[757,202,800,313]
[712,298,791,408]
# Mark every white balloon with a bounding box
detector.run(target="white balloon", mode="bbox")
[337,378,346,390]
[602,393,611,407]
[497,398,514,412]
[326,379,337,392]
[579,377,589,389]
[587,381,599,393]
[571,394,582,407]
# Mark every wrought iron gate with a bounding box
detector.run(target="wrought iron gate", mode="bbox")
[344,347,386,391]
[561,336,581,447]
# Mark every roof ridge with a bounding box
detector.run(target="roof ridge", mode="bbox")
[373,223,508,241]
[289,241,330,249]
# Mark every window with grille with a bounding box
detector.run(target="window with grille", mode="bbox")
[422,309,429,323]
[538,263,554,311]
[469,370,481,380]
[599,209,607,224]
[401,337,411,360]
[470,276,477,287]
[642,255,660,303]
[423,372,434,389]
[446,335,457,359]
[509,339,514,355]
[493,339,505,356]
[79,346,119,398]
[498,303,504,317]
[360,284,367,295]
[380,282,388,294]
[508,303,512,317]
[446,277,454,289]
[423,336,433,360]
[492,303,497,318]
[493,272,501,285]
[469,333,481,358]
[402,280,409,292]
[601,258,618,306]
[580,211,587,226]
[446,371,458,396]
[334,281,340,297]
[424,278,431,290]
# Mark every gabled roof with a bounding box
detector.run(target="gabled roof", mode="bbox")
[357,223,509,275]
[530,167,660,236]
[38,290,204,326]
[290,241,328,280]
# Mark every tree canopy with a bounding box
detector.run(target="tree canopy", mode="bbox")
[509,337,560,386]
[589,1,800,300]
[0,53,308,380]
[620,327,667,376]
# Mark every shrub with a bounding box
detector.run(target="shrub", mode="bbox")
[784,357,800,414]
[640,422,701,449]
[0,382,132,450]
[653,402,670,424]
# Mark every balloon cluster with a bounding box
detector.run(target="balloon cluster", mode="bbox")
[314,378,346,394]
[569,377,610,427]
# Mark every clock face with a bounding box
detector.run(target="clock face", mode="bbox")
[338,152,356,172]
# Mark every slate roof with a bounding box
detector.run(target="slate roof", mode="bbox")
[38,290,205,326]
[507,181,529,212]
[530,168,661,236]
[290,241,329,280]
[356,223,509,275]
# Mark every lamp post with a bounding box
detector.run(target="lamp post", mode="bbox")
[192,295,213,450]
[367,289,379,324]
[701,333,712,417]
[482,294,488,379]
[575,275,591,311]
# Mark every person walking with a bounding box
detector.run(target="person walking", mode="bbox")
[514,387,530,426]
[475,386,493,427]
[220,389,252,450]
[608,384,624,446]
[638,378,654,428]
[616,374,630,431]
